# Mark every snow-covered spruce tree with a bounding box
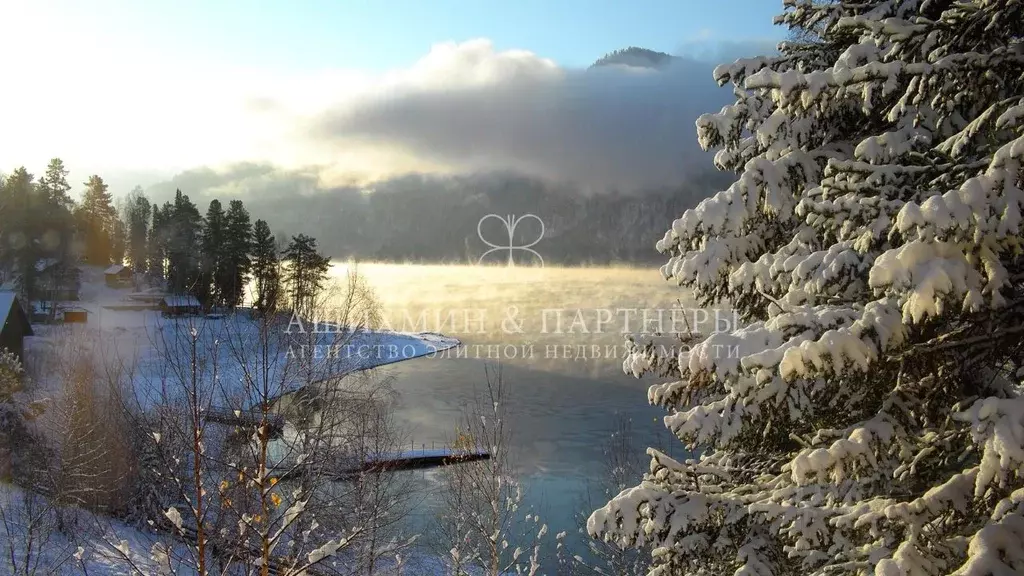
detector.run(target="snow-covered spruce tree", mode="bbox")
[589,1,1024,575]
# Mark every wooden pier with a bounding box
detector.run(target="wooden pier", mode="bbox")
[205,407,286,437]
[352,447,490,474]
[272,444,491,482]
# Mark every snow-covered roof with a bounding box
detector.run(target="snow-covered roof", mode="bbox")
[104,264,128,275]
[0,291,32,336]
[0,292,14,328]
[163,294,200,307]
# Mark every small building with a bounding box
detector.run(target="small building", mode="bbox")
[127,287,169,306]
[161,295,201,317]
[104,264,133,288]
[37,259,81,301]
[63,309,88,324]
[0,292,33,364]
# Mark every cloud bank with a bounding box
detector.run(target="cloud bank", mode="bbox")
[4,16,774,195]
[299,39,735,192]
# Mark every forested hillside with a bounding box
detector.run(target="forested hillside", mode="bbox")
[145,170,731,264]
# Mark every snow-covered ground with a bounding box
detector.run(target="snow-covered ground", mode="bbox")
[0,482,451,575]
[0,483,184,575]
[7,266,466,574]
[26,265,460,411]
[127,312,460,410]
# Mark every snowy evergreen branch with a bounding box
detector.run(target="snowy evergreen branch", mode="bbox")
[590,1,1024,574]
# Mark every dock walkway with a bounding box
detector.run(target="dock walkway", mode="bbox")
[273,443,491,481]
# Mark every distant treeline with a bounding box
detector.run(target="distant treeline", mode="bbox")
[1,159,330,315]
[146,169,733,265]
[2,161,729,307]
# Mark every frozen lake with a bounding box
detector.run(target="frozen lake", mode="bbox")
[331,263,706,550]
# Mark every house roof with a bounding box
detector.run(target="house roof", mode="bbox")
[104,264,128,275]
[163,295,201,307]
[0,292,33,337]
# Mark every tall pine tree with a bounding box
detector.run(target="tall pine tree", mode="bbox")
[76,175,117,265]
[38,158,74,212]
[223,199,252,308]
[124,186,151,275]
[110,216,127,265]
[251,219,280,315]
[165,190,203,296]
[590,2,1024,575]
[201,199,226,307]
[148,205,165,283]
[282,234,330,318]
[36,159,79,308]
[0,167,40,301]
[37,159,76,261]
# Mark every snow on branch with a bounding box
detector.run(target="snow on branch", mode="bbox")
[592,1,1024,574]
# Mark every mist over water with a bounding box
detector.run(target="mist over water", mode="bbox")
[329,262,702,539]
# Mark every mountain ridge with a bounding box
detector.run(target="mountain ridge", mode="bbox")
[590,47,677,70]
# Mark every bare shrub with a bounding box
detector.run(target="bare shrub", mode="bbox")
[434,366,549,576]
[35,329,139,531]
[122,268,414,575]
[562,415,649,576]
[0,486,76,575]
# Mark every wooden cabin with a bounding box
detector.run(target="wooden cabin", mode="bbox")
[63,309,88,324]
[161,295,201,317]
[104,264,133,288]
[0,292,33,364]
[36,259,81,301]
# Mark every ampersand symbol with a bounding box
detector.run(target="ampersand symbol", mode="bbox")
[501,305,524,334]
[477,214,545,267]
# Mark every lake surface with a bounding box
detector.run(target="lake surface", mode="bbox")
[328,263,704,553]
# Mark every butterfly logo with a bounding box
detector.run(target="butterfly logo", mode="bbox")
[477,214,545,267]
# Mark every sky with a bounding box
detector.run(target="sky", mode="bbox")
[0,0,786,194]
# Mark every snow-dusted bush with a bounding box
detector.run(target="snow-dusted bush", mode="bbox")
[0,348,26,480]
[589,1,1024,575]
[434,368,549,576]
